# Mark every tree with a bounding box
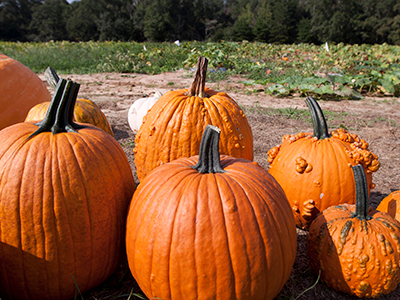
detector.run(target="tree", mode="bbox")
[233,3,255,41]
[253,0,272,43]
[29,0,69,41]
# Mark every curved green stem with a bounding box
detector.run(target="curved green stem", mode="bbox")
[28,78,85,140]
[305,96,330,139]
[351,165,372,220]
[192,125,225,174]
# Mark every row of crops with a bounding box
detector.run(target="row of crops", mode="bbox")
[1,40,400,98]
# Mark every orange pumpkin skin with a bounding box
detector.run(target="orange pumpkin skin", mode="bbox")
[307,166,400,299]
[134,87,253,182]
[0,53,51,130]
[377,190,400,221]
[0,81,135,300]
[127,126,296,300]
[25,98,114,136]
[267,98,379,229]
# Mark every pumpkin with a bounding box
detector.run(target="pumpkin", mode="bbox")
[128,91,163,133]
[0,78,135,300]
[377,190,400,221]
[306,165,400,298]
[126,125,297,300]
[25,67,114,136]
[0,53,51,130]
[267,96,380,229]
[133,57,253,182]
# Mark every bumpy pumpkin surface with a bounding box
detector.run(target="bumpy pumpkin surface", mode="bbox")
[24,67,114,136]
[307,165,400,298]
[0,53,51,130]
[133,57,253,182]
[267,97,379,229]
[377,190,400,221]
[0,79,135,300]
[126,125,296,300]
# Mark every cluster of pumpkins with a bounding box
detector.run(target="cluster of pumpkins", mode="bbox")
[0,53,399,300]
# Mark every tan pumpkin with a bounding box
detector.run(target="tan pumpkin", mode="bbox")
[126,125,296,300]
[267,96,380,229]
[0,53,51,130]
[0,78,135,300]
[377,190,400,221]
[133,57,253,182]
[307,165,400,298]
[25,67,114,136]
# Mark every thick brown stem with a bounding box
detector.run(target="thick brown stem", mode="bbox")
[187,57,208,98]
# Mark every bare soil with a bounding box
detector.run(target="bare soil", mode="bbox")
[39,70,400,300]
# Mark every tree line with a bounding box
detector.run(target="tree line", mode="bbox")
[1,0,400,45]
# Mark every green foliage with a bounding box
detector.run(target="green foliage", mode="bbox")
[2,40,400,99]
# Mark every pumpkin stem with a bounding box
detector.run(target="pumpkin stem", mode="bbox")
[305,96,330,139]
[187,57,208,98]
[44,66,60,90]
[192,125,225,174]
[351,165,372,220]
[28,78,85,140]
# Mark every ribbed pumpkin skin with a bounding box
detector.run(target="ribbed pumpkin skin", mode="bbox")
[25,98,114,136]
[268,134,375,228]
[0,122,135,300]
[377,190,400,221]
[133,87,253,182]
[126,155,297,300]
[0,53,51,130]
[307,204,400,298]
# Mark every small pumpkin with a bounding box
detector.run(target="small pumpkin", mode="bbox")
[377,190,400,221]
[25,67,114,136]
[128,91,163,133]
[126,125,296,300]
[0,78,135,300]
[307,165,400,298]
[133,56,253,182]
[267,96,380,229]
[0,53,51,130]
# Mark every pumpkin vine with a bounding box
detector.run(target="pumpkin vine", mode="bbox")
[192,124,225,174]
[305,96,330,139]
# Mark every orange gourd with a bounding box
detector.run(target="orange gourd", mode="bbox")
[0,53,51,130]
[377,190,400,221]
[307,165,400,298]
[25,67,114,136]
[267,96,380,229]
[126,125,296,300]
[133,57,253,182]
[0,78,135,300]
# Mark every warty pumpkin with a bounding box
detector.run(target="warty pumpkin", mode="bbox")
[0,53,51,130]
[126,125,297,300]
[25,67,114,136]
[267,96,380,229]
[133,56,253,182]
[377,190,400,221]
[0,78,135,300]
[307,165,400,298]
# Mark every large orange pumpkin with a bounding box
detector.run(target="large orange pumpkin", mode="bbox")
[25,67,114,136]
[133,57,253,182]
[126,125,297,300]
[307,165,400,298]
[267,96,380,229]
[0,53,51,130]
[0,78,135,300]
[377,190,400,221]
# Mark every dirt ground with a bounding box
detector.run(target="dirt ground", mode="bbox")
[39,70,400,299]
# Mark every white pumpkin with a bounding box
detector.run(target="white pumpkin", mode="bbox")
[128,91,163,133]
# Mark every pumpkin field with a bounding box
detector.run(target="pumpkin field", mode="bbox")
[1,41,400,299]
